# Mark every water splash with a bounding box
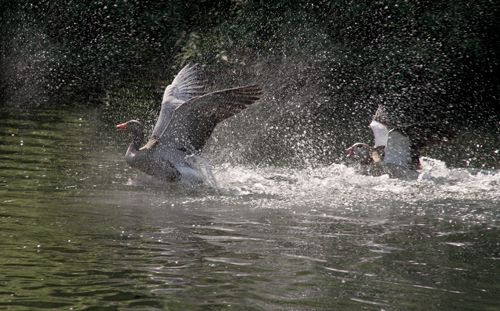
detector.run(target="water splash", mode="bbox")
[211,157,499,209]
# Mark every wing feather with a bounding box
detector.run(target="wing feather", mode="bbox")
[162,63,205,103]
[149,64,206,143]
[143,85,262,152]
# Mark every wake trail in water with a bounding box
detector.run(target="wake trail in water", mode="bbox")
[210,157,500,207]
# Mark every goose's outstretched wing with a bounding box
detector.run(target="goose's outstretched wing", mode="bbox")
[162,63,205,103]
[369,120,389,147]
[143,85,262,152]
[150,63,205,141]
[373,104,451,149]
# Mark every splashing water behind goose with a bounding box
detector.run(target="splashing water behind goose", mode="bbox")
[210,158,499,210]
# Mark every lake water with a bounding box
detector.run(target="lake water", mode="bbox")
[0,108,498,310]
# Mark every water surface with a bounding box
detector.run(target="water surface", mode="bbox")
[0,108,498,310]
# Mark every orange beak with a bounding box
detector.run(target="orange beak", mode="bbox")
[116,122,128,131]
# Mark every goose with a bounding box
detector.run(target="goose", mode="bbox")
[116,64,262,182]
[345,105,434,173]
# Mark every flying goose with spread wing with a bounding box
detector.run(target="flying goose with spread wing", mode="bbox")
[116,64,262,182]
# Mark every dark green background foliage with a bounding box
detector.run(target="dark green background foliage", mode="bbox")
[1,0,498,166]
[0,0,235,103]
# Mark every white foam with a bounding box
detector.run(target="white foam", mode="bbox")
[210,158,500,208]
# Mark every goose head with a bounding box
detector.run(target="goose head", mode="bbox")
[116,120,145,149]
